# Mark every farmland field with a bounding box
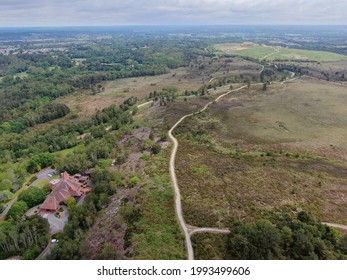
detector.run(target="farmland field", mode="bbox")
[215,43,347,62]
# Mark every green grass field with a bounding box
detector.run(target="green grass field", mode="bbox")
[211,79,347,153]
[273,47,347,62]
[215,43,347,62]
[53,146,77,158]
[215,44,274,60]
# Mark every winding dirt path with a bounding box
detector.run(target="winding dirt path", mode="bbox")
[189,227,231,236]
[260,46,279,61]
[168,85,248,260]
[259,65,265,74]
[323,222,347,231]
[169,115,195,260]
[167,71,347,259]
[137,100,153,108]
[281,71,298,85]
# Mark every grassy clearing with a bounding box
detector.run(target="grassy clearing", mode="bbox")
[57,57,262,119]
[211,79,347,158]
[57,67,201,119]
[215,43,347,62]
[53,146,77,158]
[215,43,274,60]
[72,58,86,66]
[13,72,29,79]
[273,48,347,62]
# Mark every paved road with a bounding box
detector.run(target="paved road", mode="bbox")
[168,85,249,260]
[0,167,56,220]
[37,242,55,260]
[0,197,18,220]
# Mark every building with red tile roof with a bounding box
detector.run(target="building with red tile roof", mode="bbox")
[39,171,89,212]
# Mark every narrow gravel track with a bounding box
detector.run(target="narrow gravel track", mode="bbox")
[168,85,248,260]
[323,222,347,231]
[168,74,347,259]
[189,228,231,236]
[137,100,153,108]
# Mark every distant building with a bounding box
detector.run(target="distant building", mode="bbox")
[39,171,90,213]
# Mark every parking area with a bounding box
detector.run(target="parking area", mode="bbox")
[30,168,57,187]
[40,206,69,234]
[26,205,69,235]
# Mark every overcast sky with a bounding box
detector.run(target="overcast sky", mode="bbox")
[0,0,346,27]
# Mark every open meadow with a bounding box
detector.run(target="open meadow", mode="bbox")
[56,57,263,119]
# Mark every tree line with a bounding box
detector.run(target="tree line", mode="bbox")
[227,212,347,260]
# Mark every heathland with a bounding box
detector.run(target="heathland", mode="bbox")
[1,26,347,260]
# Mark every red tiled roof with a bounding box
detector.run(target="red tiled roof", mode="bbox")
[39,171,85,212]
[39,194,60,211]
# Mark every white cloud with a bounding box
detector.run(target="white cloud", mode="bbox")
[0,0,346,26]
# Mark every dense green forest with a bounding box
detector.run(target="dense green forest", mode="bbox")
[0,215,50,259]
[0,37,207,129]
[227,212,347,260]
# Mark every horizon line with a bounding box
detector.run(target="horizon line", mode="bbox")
[1,24,347,28]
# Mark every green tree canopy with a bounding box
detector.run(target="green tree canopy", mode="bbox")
[18,186,49,208]
[0,190,14,203]
[7,201,29,221]
[0,179,12,191]
[227,212,347,260]
[27,152,55,173]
